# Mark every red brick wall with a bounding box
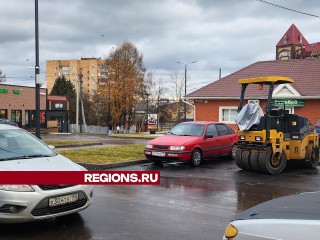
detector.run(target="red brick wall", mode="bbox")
[195,100,239,130]
[195,99,320,131]
[294,99,320,124]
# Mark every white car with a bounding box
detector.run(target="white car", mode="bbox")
[223,191,320,240]
[0,124,93,223]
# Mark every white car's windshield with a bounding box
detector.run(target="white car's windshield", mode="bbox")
[0,129,57,161]
[167,123,205,136]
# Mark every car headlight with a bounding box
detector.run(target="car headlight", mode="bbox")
[146,144,153,149]
[255,136,263,141]
[169,146,185,151]
[0,185,35,192]
[224,223,238,238]
[239,135,246,140]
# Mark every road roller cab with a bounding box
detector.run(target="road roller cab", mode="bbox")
[234,76,319,174]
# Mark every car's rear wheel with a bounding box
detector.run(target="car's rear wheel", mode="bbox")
[190,149,202,167]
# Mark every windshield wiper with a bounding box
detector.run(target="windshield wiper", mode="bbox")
[0,147,18,154]
[2,154,53,161]
[167,131,176,135]
[2,155,30,161]
[25,154,52,158]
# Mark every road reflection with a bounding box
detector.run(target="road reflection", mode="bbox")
[158,170,315,215]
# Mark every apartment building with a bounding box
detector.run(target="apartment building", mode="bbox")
[46,58,110,95]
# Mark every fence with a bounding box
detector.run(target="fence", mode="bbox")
[69,122,177,134]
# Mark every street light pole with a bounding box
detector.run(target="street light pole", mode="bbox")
[177,61,197,121]
[35,0,41,138]
[145,92,149,132]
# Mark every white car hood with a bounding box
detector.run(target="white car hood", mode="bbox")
[0,154,83,171]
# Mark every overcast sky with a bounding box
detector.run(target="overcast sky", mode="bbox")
[1,0,320,95]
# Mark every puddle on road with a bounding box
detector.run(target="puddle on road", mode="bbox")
[158,175,313,213]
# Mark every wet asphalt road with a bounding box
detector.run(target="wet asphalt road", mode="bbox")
[2,157,320,240]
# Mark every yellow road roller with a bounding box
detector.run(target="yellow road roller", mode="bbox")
[234,76,319,174]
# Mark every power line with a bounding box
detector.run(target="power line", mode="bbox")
[257,0,320,18]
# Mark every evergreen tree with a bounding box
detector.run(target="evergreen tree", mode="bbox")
[50,76,77,123]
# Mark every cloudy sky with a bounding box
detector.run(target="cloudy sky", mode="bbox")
[1,0,320,95]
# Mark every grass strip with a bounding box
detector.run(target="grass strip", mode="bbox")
[57,144,146,164]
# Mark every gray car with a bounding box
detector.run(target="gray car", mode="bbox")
[0,118,18,126]
[223,191,320,240]
[0,124,93,223]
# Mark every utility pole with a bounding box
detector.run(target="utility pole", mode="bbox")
[79,72,83,133]
[76,80,79,132]
[34,0,41,138]
[177,61,197,122]
[107,80,111,131]
[146,92,149,132]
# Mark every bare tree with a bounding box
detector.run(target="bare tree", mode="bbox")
[0,69,6,82]
[170,72,184,122]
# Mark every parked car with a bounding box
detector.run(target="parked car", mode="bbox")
[0,124,93,223]
[223,191,320,240]
[315,118,320,134]
[144,121,237,166]
[0,118,18,126]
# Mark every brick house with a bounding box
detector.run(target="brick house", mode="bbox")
[186,24,320,130]
[186,58,320,130]
[0,83,69,132]
[0,84,47,128]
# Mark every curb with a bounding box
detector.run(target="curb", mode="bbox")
[77,159,152,170]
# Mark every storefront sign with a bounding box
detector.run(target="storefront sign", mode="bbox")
[50,101,68,111]
[0,88,8,94]
[13,90,21,95]
[272,99,304,107]
[148,114,158,130]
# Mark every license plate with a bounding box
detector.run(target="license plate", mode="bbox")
[152,151,165,157]
[49,193,79,207]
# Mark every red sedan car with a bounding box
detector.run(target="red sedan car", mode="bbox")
[144,121,237,166]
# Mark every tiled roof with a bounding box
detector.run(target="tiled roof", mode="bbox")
[186,58,320,99]
[276,24,309,47]
[304,43,320,57]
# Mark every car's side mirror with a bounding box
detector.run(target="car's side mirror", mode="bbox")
[205,134,213,138]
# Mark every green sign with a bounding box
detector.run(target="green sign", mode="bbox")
[13,90,21,95]
[272,99,304,107]
[0,88,8,94]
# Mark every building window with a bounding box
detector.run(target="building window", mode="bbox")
[59,66,70,71]
[11,110,22,125]
[0,110,7,118]
[25,110,29,125]
[61,72,69,76]
[219,107,238,123]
